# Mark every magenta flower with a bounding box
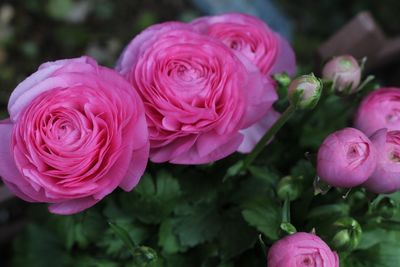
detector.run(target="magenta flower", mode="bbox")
[267,232,339,267]
[317,128,377,187]
[0,57,149,214]
[354,88,400,136]
[116,22,278,163]
[190,12,296,76]
[190,13,296,153]
[364,129,400,193]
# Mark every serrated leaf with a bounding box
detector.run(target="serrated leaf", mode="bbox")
[158,219,181,254]
[172,203,221,248]
[121,172,181,224]
[241,198,281,241]
[347,242,400,267]
[218,211,258,260]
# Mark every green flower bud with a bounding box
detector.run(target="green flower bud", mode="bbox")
[273,72,292,87]
[277,176,303,201]
[288,74,322,109]
[331,217,362,251]
[133,246,158,266]
[374,197,397,219]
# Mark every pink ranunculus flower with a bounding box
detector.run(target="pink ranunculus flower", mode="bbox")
[268,232,339,267]
[0,56,149,215]
[354,88,400,136]
[190,13,296,76]
[364,129,400,193]
[317,128,377,188]
[190,13,296,153]
[116,22,278,163]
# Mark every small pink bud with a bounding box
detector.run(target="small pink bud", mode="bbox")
[322,55,361,93]
[317,128,377,188]
[267,232,339,267]
[288,74,322,109]
[363,129,400,193]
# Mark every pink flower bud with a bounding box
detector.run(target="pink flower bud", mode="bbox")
[363,129,400,193]
[317,128,377,188]
[354,88,400,136]
[288,74,322,109]
[322,55,361,93]
[267,232,339,267]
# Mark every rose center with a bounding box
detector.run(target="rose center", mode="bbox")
[390,150,400,162]
[230,40,239,50]
[386,108,400,123]
[296,254,316,266]
[346,142,368,168]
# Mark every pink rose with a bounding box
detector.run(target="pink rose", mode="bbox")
[190,13,296,153]
[354,88,400,136]
[317,128,377,187]
[190,13,296,76]
[267,232,339,267]
[363,129,400,193]
[0,56,149,215]
[116,22,278,163]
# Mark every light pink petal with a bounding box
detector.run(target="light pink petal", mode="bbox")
[0,121,51,202]
[238,109,280,153]
[8,56,96,121]
[48,197,99,215]
[269,34,297,76]
[119,142,150,191]
[92,144,135,200]
[235,53,278,128]
[150,135,198,163]
[116,22,193,75]
[170,133,244,164]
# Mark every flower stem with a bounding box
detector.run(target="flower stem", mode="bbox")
[242,104,296,170]
[282,199,291,223]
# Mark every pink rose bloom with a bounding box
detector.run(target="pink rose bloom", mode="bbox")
[190,13,296,76]
[364,129,400,193]
[191,13,295,153]
[0,56,149,215]
[317,128,377,187]
[355,88,400,136]
[116,22,278,163]
[268,232,339,267]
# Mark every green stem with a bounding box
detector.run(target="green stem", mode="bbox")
[242,104,296,170]
[282,199,291,223]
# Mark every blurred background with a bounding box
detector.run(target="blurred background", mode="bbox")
[1,0,400,265]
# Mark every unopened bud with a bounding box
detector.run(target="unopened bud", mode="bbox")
[374,197,397,219]
[277,175,303,201]
[322,55,361,94]
[288,74,322,109]
[331,217,362,251]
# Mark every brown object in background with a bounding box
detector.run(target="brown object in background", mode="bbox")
[317,11,400,72]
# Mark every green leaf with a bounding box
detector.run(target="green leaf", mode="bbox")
[121,172,181,224]
[172,203,222,248]
[241,198,281,241]
[12,224,72,267]
[158,219,181,254]
[218,210,258,260]
[346,242,400,267]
